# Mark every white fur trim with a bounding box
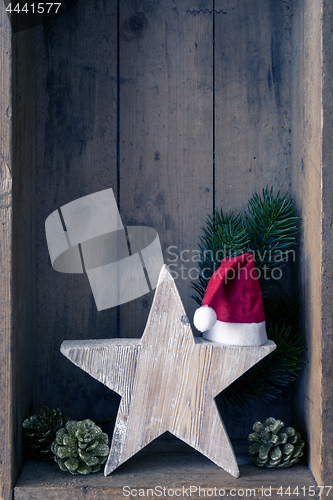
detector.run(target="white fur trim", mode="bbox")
[193,305,217,332]
[202,320,267,346]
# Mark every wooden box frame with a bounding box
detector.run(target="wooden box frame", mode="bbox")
[1,0,332,498]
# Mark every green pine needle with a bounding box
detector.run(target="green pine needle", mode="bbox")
[245,187,300,294]
[220,321,305,407]
[264,292,300,331]
[192,211,249,305]
[192,187,300,304]
[191,188,304,407]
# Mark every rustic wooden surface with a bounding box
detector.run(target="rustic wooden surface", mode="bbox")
[61,266,276,478]
[0,2,13,497]
[3,0,333,496]
[14,440,318,500]
[118,0,213,338]
[291,0,325,487]
[214,0,292,214]
[321,0,333,488]
[34,0,120,423]
[32,0,295,439]
[12,18,37,494]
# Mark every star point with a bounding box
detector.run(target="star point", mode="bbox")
[61,265,276,477]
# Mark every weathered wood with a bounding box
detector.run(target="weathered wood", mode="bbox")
[3,0,333,495]
[321,0,333,488]
[0,3,14,499]
[118,0,214,338]
[213,0,296,439]
[61,266,275,477]
[12,21,37,492]
[14,442,319,500]
[33,0,119,420]
[291,0,324,487]
[30,0,294,445]
[214,0,293,213]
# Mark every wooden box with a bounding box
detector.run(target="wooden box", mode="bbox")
[0,0,332,498]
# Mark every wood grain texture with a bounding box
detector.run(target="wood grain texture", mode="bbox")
[14,442,318,500]
[0,3,14,499]
[33,0,119,421]
[291,0,324,486]
[213,0,295,437]
[214,0,292,212]
[30,0,295,444]
[5,0,332,494]
[118,0,214,338]
[61,266,276,478]
[321,0,333,487]
[12,23,37,489]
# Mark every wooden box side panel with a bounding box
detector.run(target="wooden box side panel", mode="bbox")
[0,3,15,498]
[321,0,333,487]
[0,4,38,498]
[291,0,324,485]
[31,0,295,436]
[2,0,332,496]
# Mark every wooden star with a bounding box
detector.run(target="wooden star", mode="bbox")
[61,265,276,477]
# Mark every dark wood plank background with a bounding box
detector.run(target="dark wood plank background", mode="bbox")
[30,0,295,439]
[0,5,14,498]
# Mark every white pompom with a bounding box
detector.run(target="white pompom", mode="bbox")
[193,305,217,332]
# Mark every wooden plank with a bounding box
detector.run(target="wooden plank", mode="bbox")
[4,1,328,495]
[11,20,37,493]
[321,0,333,488]
[118,0,214,339]
[0,2,14,498]
[212,0,296,439]
[291,0,324,487]
[33,0,119,421]
[14,441,318,500]
[214,0,293,213]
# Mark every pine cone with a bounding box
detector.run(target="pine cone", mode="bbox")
[51,419,109,474]
[22,406,68,460]
[248,417,305,468]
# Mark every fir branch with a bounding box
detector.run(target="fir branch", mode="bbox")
[191,187,300,303]
[191,210,249,305]
[264,292,300,331]
[191,188,304,406]
[220,322,305,407]
[245,187,300,294]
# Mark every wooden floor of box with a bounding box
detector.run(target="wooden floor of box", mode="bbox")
[14,439,318,500]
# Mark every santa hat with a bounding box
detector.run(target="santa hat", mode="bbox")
[193,253,268,346]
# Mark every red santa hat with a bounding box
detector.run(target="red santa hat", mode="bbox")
[193,253,268,346]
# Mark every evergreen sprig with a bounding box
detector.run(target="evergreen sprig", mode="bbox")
[245,187,299,295]
[192,211,249,304]
[220,314,305,407]
[192,188,304,406]
[192,187,300,304]
[264,292,300,331]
